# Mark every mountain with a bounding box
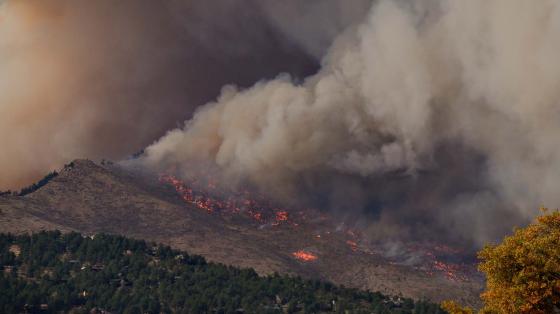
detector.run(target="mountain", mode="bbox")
[0,160,483,307]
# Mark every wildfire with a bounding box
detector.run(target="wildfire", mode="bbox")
[159,173,475,282]
[292,250,318,262]
[346,240,358,252]
[159,173,301,226]
[249,211,264,222]
[276,211,289,221]
[408,244,473,282]
[424,245,473,282]
[432,260,470,282]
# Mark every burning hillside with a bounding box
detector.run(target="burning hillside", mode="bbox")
[375,242,478,283]
[158,170,477,283]
[159,173,305,227]
[0,159,484,305]
[6,0,547,308]
[137,0,560,258]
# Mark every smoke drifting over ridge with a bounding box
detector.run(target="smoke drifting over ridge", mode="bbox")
[1,0,369,189]
[144,0,560,246]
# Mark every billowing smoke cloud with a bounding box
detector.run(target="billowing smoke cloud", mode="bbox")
[1,0,369,190]
[143,0,560,246]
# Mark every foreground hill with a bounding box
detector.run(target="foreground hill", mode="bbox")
[0,160,482,306]
[0,231,445,313]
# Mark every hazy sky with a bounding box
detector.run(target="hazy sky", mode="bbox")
[0,0,367,189]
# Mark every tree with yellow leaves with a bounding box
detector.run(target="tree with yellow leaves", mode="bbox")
[441,300,474,314]
[443,209,560,314]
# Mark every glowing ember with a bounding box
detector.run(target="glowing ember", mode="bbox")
[160,173,475,282]
[292,250,318,262]
[346,240,358,252]
[159,173,304,226]
[432,260,470,282]
[249,211,264,222]
[399,243,474,282]
[276,211,289,221]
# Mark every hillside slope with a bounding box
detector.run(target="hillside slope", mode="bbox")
[0,231,447,313]
[0,160,483,306]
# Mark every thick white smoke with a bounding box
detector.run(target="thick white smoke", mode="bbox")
[144,0,560,246]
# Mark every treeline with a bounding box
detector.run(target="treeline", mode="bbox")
[0,171,59,197]
[17,171,59,196]
[0,231,446,313]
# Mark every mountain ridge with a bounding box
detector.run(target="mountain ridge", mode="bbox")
[0,159,483,307]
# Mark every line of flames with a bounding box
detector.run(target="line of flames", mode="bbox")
[159,174,295,226]
[159,173,474,277]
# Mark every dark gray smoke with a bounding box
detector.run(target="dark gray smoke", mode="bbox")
[143,0,560,247]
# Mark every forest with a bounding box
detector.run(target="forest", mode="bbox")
[0,231,446,313]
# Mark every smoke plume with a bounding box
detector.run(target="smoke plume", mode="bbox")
[143,0,560,246]
[1,0,365,189]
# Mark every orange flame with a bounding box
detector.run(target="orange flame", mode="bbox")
[276,211,289,221]
[346,240,358,252]
[292,250,318,262]
[159,173,304,226]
